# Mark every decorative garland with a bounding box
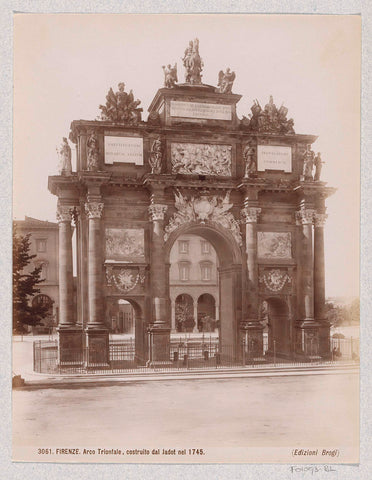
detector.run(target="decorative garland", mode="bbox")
[107,268,145,293]
[260,269,291,292]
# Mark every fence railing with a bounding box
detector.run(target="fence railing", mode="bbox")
[33,337,359,375]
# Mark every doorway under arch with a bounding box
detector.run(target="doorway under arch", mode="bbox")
[265,296,291,358]
[106,299,135,334]
[197,293,217,332]
[165,222,243,354]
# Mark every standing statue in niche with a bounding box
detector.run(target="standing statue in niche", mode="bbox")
[86,131,99,171]
[314,152,324,181]
[302,145,315,180]
[182,38,203,85]
[149,137,163,174]
[162,63,178,88]
[57,137,72,176]
[243,143,257,177]
[217,68,236,94]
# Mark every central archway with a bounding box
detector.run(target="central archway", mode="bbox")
[165,221,243,355]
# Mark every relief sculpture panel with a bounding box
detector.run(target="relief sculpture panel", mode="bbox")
[105,228,145,261]
[257,232,292,259]
[171,142,232,176]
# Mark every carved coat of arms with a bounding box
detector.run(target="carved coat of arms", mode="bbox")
[164,190,242,246]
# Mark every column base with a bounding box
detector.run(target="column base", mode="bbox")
[147,324,171,367]
[85,327,110,368]
[317,319,331,358]
[239,320,265,361]
[57,327,83,366]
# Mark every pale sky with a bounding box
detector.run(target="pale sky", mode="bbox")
[13,14,361,298]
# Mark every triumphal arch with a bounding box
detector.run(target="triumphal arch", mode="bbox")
[49,40,335,366]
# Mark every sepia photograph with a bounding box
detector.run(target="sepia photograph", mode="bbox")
[11,13,361,466]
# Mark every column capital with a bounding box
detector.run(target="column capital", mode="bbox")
[241,206,261,223]
[295,208,315,225]
[149,204,168,221]
[314,213,328,227]
[85,202,104,219]
[56,205,74,223]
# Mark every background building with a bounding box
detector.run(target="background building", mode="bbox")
[13,217,60,333]
[169,234,219,333]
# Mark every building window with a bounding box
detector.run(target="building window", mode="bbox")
[178,240,189,254]
[201,240,211,254]
[36,239,47,253]
[178,262,190,281]
[200,263,212,281]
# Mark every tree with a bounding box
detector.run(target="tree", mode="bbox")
[13,226,49,332]
[349,298,360,324]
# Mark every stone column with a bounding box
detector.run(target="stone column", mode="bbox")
[314,212,330,356]
[193,300,198,333]
[56,205,82,363]
[295,207,315,320]
[295,207,319,357]
[84,201,109,366]
[171,298,176,332]
[240,206,264,359]
[148,203,171,365]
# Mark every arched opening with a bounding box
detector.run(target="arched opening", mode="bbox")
[105,298,135,334]
[105,297,146,364]
[197,293,217,332]
[265,296,291,357]
[31,294,55,334]
[166,222,242,354]
[175,294,194,332]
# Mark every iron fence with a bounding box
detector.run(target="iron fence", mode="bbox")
[33,337,359,375]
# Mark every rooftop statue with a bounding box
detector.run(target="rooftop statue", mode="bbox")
[99,82,143,124]
[217,68,236,94]
[57,137,72,176]
[182,38,204,85]
[162,63,178,88]
[314,152,324,181]
[241,96,295,134]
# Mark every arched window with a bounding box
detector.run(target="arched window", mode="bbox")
[32,294,53,309]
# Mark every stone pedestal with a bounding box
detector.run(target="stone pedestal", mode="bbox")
[318,322,331,357]
[295,323,321,359]
[58,327,83,365]
[240,321,264,362]
[85,328,110,368]
[147,325,172,366]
